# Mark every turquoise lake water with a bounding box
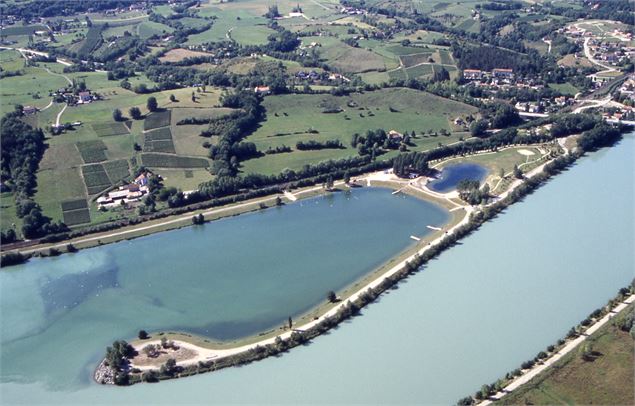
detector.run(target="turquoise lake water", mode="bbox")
[0,188,448,393]
[428,162,489,193]
[0,134,633,405]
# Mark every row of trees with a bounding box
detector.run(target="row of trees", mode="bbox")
[1,109,67,239]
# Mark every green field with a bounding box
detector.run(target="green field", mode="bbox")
[170,107,236,157]
[76,140,108,163]
[241,88,477,175]
[92,121,131,137]
[153,168,214,190]
[0,66,68,114]
[138,21,174,39]
[61,198,91,226]
[144,110,172,131]
[144,128,176,153]
[140,153,209,169]
[0,49,25,72]
[103,159,131,183]
[548,82,580,96]
[81,164,112,195]
[0,24,47,36]
[34,167,86,222]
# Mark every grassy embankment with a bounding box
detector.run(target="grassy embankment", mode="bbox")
[500,304,635,405]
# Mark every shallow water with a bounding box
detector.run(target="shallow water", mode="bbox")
[0,135,633,405]
[428,162,489,193]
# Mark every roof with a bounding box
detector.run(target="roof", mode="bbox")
[493,68,513,73]
[463,69,482,73]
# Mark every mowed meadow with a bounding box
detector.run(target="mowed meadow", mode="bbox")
[242,88,477,175]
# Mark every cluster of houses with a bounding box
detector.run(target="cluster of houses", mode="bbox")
[97,172,151,210]
[101,2,147,16]
[515,96,574,114]
[292,70,350,84]
[587,39,634,66]
[619,75,635,100]
[601,107,635,123]
[339,6,365,15]
[463,68,515,83]
[51,88,96,105]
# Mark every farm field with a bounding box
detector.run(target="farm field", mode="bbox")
[144,128,176,154]
[140,153,209,169]
[34,167,86,223]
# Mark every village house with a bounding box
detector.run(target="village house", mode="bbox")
[463,69,483,80]
[254,86,270,94]
[78,91,92,104]
[97,173,151,209]
[23,105,38,115]
[388,130,403,142]
[492,68,514,80]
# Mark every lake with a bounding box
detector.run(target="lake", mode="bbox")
[0,187,449,391]
[0,134,632,404]
[428,162,489,193]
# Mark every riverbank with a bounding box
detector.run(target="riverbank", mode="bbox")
[466,290,635,406]
[95,135,593,386]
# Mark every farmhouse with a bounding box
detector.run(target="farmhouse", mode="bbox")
[388,130,403,141]
[254,86,270,94]
[463,69,483,80]
[23,105,38,115]
[78,91,92,104]
[492,68,514,79]
[97,172,152,209]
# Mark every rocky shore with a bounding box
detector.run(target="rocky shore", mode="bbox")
[94,360,115,385]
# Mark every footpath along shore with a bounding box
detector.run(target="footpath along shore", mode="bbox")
[477,293,635,405]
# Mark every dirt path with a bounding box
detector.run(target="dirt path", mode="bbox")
[478,294,635,405]
[309,0,331,11]
[55,103,68,127]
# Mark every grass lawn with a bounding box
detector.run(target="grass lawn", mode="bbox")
[548,82,580,96]
[0,49,26,71]
[153,168,214,190]
[230,24,277,45]
[138,21,174,39]
[502,306,635,405]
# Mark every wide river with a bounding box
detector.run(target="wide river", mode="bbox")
[0,134,633,404]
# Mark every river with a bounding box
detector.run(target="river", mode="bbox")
[0,134,632,404]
